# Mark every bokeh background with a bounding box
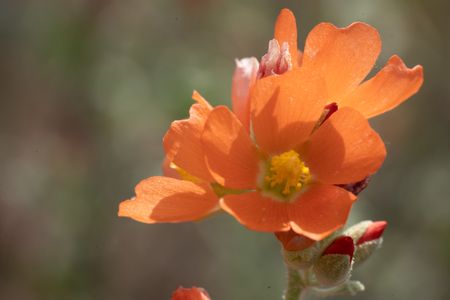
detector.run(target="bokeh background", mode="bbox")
[1,0,449,299]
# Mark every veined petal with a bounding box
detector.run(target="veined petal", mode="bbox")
[303,108,386,184]
[163,91,214,182]
[251,67,327,155]
[289,184,356,240]
[341,55,424,118]
[118,176,218,223]
[302,22,381,101]
[232,57,259,132]
[221,192,290,232]
[274,8,298,66]
[202,106,260,189]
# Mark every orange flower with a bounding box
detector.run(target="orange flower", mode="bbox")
[171,286,211,300]
[120,72,385,240]
[118,8,421,240]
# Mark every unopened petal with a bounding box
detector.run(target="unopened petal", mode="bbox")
[231,57,259,132]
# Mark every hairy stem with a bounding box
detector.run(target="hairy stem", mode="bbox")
[283,266,306,300]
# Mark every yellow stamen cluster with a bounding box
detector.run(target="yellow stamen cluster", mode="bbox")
[264,150,311,196]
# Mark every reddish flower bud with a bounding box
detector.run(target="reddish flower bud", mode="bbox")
[171,286,211,300]
[275,230,315,251]
[357,221,387,245]
[323,236,355,260]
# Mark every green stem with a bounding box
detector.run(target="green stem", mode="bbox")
[283,266,306,300]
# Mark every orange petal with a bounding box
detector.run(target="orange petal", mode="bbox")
[303,108,386,184]
[192,90,212,109]
[274,8,298,66]
[202,106,259,189]
[297,49,303,67]
[118,176,218,223]
[341,55,424,118]
[163,93,214,182]
[251,67,327,155]
[289,184,356,240]
[302,22,381,101]
[231,57,259,132]
[221,192,290,232]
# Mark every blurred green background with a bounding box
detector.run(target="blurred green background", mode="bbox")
[1,0,449,299]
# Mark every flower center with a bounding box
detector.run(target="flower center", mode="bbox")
[264,150,311,197]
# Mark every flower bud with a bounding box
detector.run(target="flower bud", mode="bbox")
[353,221,387,266]
[343,220,377,241]
[171,286,211,300]
[313,236,354,287]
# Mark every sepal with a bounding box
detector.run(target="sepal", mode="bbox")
[353,238,383,267]
[312,236,354,287]
[312,280,365,297]
[339,280,366,296]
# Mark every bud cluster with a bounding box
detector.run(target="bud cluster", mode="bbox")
[278,220,387,298]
